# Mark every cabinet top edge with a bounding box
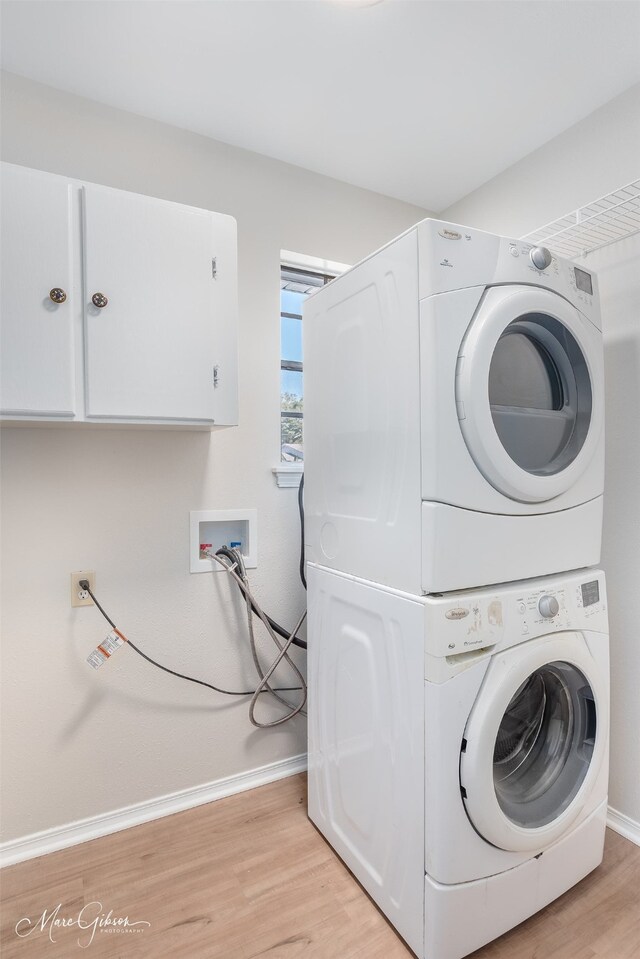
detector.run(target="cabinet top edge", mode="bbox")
[0,160,237,226]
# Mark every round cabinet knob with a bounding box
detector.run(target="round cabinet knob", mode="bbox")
[530,246,553,271]
[91,292,109,308]
[49,287,67,304]
[538,595,560,618]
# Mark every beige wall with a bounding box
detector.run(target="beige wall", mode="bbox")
[591,234,640,829]
[441,83,640,237]
[0,71,430,844]
[443,92,640,832]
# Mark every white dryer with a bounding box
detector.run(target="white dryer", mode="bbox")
[307,564,609,959]
[304,219,604,592]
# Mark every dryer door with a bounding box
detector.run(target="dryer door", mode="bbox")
[460,633,607,853]
[456,285,603,503]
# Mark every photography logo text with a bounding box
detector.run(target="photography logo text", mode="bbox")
[15,902,151,948]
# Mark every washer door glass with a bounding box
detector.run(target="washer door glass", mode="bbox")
[488,314,592,475]
[493,661,596,829]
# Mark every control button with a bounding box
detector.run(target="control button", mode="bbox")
[530,246,553,270]
[522,624,529,634]
[509,247,519,257]
[538,595,560,618]
[518,602,526,614]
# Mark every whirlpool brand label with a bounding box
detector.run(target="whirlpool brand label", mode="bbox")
[445,607,469,620]
[439,228,462,240]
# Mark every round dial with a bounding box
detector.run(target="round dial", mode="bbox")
[530,246,553,270]
[538,595,560,618]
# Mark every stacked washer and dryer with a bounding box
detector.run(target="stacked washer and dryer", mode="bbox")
[303,220,609,959]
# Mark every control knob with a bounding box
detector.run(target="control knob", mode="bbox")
[538,595,560,618]
[530,246,553,271]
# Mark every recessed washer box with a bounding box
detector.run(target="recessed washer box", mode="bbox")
[190,509,257,573]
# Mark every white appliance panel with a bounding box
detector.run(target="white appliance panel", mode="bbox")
[307,565,425,956]
[304,230,423,594]
[421,497,603,593]
[422,566,609,661]
[416,219,601,331]
[424,801,607,959]
[417,220,501,299]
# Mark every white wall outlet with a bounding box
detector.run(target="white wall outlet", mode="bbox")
[71,570,95,608]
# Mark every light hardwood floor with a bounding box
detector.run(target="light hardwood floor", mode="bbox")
[1,773,639,958]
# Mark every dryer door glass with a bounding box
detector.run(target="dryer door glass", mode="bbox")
[488,313,592,475]
[493,661,596,828]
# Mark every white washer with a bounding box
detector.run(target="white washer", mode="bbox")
[307,564,609,959]
[304,219,604,592]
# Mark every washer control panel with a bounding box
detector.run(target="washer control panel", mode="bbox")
[514,583,570,636]
[503,571,607,649]
[425,568,608,659]
[538,594,560,618]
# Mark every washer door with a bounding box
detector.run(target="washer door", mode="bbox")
[460,633,607,853]
[456,285,603,503]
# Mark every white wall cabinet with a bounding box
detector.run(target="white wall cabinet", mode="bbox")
[1,165,77,418]
[0,163,238,428]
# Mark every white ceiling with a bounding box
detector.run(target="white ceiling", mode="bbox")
[1,0,639,211]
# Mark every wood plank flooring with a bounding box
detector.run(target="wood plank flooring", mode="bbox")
[1,773,639,958]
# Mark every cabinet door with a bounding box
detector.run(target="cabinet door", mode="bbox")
[83,184,236,423]
[1,164,76,417]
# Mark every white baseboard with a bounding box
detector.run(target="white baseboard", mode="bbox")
[3,764,633,869]
[607,805,640,846]
[0,753,308,868]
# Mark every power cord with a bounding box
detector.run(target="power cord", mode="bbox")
[217,545,307,651]
[298,472,307,590]
[80,561,306,727]
[79,472,309,726]
[212,473,307,648]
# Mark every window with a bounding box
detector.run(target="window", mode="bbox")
[280,264,335,462]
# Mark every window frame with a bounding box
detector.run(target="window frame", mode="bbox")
[274,252,350,487]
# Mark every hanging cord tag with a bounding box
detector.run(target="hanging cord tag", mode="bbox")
[86,628,128,670]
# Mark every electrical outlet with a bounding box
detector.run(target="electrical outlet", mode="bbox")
[71,570,95,608]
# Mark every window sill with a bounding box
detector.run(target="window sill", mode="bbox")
[272,464,303,488]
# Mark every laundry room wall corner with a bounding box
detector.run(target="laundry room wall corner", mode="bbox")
[592,233,640,840]
[439,84,640,238]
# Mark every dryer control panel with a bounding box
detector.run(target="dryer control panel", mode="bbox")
[417,218,601,331]
[424,568,608,659]
[506,240,597,317]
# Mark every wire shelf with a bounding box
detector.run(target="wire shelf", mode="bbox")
[521,180,640,259]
